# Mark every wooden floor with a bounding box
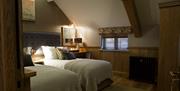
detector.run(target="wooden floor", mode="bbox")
[103,75,156,91]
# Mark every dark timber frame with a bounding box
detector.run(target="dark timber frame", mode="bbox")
[0,0,24,91]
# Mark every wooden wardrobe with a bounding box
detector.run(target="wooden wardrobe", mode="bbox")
[158,1,180,91]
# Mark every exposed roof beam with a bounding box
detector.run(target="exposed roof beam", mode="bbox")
[122,0,142,37]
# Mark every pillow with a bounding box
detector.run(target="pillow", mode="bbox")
[41,46,58,59]
[23,54,34,67]
[62,52,76,60]
[55,48,63,60]
[56,47,69,52]
[34,48,44,56]
[23,47,32,55]
[68,52,76,59]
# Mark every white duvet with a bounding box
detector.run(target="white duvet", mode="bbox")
[44,58,112,91]
[25,65,81,91]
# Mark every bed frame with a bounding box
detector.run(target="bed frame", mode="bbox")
[23,32,113,91]
[23,32,61,50]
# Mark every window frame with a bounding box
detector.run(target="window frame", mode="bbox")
[101,36,128,51]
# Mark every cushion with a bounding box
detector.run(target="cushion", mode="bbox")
[34,48,44,56]
[23,54,34,67]
[62,52,76,60]
[56,47,69,52]
[55,48,63,60]
[68,52,76,59]
[23,47,32,55]
[41,46,58,59]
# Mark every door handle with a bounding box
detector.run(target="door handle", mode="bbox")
[169,71,180,77]
[169,71,180,91]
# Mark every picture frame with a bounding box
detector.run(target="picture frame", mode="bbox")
[63,27,76,46]
[22,0,36,21]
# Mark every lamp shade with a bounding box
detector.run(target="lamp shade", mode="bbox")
[74,38,82,43]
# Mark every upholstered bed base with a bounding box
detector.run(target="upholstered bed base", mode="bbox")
[24,32,60,50]
[98,79,113,91]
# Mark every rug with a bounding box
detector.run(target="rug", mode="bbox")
[103,75,154,91]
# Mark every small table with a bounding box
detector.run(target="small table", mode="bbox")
[33,59,44,65]
[24,68,36,91]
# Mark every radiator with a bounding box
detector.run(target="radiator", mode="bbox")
[129,56,158,83]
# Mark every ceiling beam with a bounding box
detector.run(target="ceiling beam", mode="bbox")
[122,0,142,37]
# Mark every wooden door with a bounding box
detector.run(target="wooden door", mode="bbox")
[158,1,180,91]
[0,0,24,91]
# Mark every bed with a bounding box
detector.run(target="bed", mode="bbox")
[25,64,81,91]
[43,58,112,91]
[23,32,113,91]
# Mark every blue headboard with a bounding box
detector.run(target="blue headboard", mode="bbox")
[23,32,61,50]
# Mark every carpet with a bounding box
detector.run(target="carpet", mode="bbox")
[103,85,150,91]
[103,75,153,91]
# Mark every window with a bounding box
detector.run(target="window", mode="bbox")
[104,38,115,49]
[118,38,128,49]
[101,37,128,50]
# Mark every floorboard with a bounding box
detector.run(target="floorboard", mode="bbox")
[103,75,156,91]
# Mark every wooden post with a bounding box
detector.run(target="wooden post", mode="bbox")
[0,0,24,91]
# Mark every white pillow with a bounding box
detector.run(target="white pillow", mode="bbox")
[34,48,44,56]
[23,47,32,55]
[41,46,58,59]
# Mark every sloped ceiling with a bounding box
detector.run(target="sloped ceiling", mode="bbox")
[54,0,130,27]
[53,0,131,46]
[52,0,167,47]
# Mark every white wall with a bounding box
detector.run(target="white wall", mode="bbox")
[128,25,160,47]
[53,0,166,47]
[129,0,176,47]
[54,0,130,47]
[128,0,160,47]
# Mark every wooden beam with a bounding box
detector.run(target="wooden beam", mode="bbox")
[0,0,24,91]
[122,0,142,37]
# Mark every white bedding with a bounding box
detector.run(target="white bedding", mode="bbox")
[44,58,112,91]
[25,64,81,91]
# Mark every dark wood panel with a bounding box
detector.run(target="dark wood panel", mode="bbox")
[128,47,159,57]
[86,47,101,59]
[158,2,180,91]
[86,47,158,78]
[0,0,24,91]
[0,1,3,90]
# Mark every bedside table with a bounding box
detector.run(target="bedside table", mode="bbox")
[73,51,91,58]
[33,59,44,65]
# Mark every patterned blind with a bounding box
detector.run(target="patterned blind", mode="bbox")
[99,26,132,37]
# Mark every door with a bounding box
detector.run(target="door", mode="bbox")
[0,0,24,91]
[158,2,180,91]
